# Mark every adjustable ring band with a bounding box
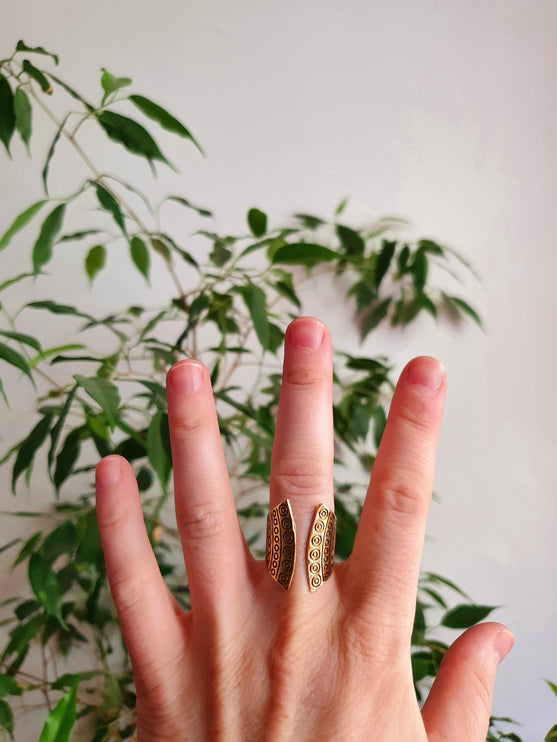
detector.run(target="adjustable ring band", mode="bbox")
[307,503,336,592]
[265,499,296,590]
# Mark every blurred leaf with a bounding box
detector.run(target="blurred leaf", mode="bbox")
[0,699,13,739]
[28,552,67,628]
[272,279,301,309]
[129,236,150,282]
[74,375,120,431]
[162,195,212,217]
[147,410,172,488]
[151,237,171,263]
[375,240,396,289]
[272,243,339,266]
[58,230,103,243]
[42,112,70,194]
[412,248,428,293]
[37,681,77,742]
[84,244,106,284]
[14,599,41,621]
[418,238,444,256]
[96,182,126,235]
[209,241,232,267]
[32,203,66,273]
[25,300,94,321]
[22,59,52,93]
[44,72,95,111]
[16,40,59,64]
[13,531,42,566]
[0,341,35,388]
[0,200,47,252]
[0,675,22,698]
[100,67,132,105]
[51,670,102,691]
[337,224,364,256]
[546,680,557,696]
[54,427,85,491]
[96,110,173,170]
[444,294,483,329]
[545,725,557,741]
[0,75,15,156]
[441,603,497,629]
[12,414,52,493]
[0,330,41,352]
[293,213,325,229]
[240,284,269,350]
[334,497,358,560]
[360,297,392,341]
[335,196,349,216]
[248,208,267,237]
[129,94,204,154]
[372,405,387,449]
[13,87,32,150]
[0,271,36,292]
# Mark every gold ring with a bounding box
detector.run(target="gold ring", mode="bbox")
[265,499,296,590]
[307,503,336,592]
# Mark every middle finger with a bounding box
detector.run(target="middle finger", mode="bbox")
[270,317,334,588]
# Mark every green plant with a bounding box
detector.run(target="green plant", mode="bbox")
[0,40,533,740]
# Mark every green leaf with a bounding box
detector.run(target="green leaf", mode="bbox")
[372,406,387,449]
[29,344,86,368]
[418,239,444,256]
[26,300,93,321]
[85,245,106,283]
[0,378,7,407]
[396,244,411,275]
[360,297,392,341]
[240,284,269,350]
[42,113,70,194]
[32,203,66,273]
[412,248,429,293]
[162,195,212,218]
[209,241,232,267]
[22,59,52,94]
[272,279,301,309]
[28,552,67,628]
[12,414,52,493]
[96,183,126,235]
[16,40,59,64]
[54,427,85,491]
[0,330,41,352]
[334,497,358,560]
[44,72,95,112]
[0,75,15,156]
[13,531,42,566]
[446,295,483,329]
[96,110,174,171]
[272,243,339,267]
[441,604,497,629]
[293,213,325,229]
[74,375,120,431]
[545,724,557,741]
[100,67,132,105]
[147,410,172,488]
[335,196,349,216]
[151,237,171,263]
[0,699,13,739]
[0,675,22,698]
[51,671,102,691]
[129,236,150,281]
[0,341,35,387]
[37,682,77,742]
[14,87,32,150]
[336,224,365,256]
[247,208,267,237]
[375,240,396,289]
[58,229,103,243]
[546,680,557,696]
[129,94,204,154]
[47,387,76,475]
[0,200,47,251]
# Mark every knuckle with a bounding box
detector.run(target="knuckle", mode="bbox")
[392,401,434,436]
[272,459,330,496]
[283,364,327,389]
[374,476,427,519]
[177,500,229,542]
[171,412,206,436]
[467,665,495,711]
[109,573,149,620]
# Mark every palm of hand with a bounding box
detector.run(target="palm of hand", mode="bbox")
[96,317,512,742]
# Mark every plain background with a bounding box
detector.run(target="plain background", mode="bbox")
[0,1,556,739]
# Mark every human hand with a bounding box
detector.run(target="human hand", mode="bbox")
[95,316,513,741]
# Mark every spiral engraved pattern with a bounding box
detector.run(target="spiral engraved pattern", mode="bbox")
[265,499,296,590]
[306,504,336,592]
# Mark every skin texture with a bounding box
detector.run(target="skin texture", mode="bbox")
[95,316,513,742]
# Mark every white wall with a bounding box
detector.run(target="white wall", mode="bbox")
[1,1,556,739]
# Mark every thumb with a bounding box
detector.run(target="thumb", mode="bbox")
[421,622,514,741]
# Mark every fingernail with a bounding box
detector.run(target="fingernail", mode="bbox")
[288,318,325,349]
[96,456,121,489]
[406,357,446,391]
[168,360,203,392]
[493,627,514,663]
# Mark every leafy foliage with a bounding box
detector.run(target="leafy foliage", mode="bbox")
[0,40,536,741]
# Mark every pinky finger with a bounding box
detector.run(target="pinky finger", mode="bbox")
[95,455,183,674]
[421,622,514,741]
